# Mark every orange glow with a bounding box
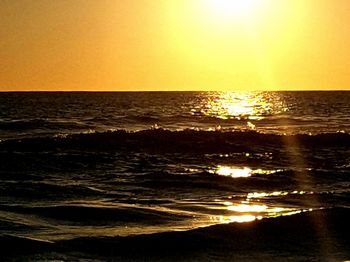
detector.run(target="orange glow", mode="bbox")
[1,0,350,91]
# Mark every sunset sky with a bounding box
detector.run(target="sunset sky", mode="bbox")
[1,0,350,91]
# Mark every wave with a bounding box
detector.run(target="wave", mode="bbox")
[1,129,349,153]
[0,119,88,131]
[0,182,107,200]
[1,168,347,208]
[1,207,349,260]
[0,204,191,225]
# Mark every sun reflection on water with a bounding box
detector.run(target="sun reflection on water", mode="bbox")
[210,165,282,178]
[209,199,305,225]
[227,204,268,213]
[212,166,252,178]
[210,214,259,224]
[207,188,315,226]
[203,165,313,225]
[197,92,286,121]
[247,190,313,199]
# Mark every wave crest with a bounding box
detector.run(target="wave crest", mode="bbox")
[1,129,350,152]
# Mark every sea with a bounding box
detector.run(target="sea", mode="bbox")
[0,91,349,261]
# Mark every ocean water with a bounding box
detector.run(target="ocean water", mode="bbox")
[0,91,350,261]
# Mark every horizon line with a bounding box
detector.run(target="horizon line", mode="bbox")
[1,89,350,93]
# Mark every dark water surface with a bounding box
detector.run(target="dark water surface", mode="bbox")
[0,91,349,261]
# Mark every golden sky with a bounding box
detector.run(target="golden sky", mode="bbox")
[1,0,350,91]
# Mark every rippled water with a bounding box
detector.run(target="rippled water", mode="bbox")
[1,91,349,139]
[0,91,350,260]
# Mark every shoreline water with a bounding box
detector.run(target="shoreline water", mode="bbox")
[1,207,349,261]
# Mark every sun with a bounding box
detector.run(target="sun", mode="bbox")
[204,0,261,22]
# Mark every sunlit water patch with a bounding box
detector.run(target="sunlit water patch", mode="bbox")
[193,91,287,121]
[206,191,316,226]
[210,165,283,178]
[247,190,314,199]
